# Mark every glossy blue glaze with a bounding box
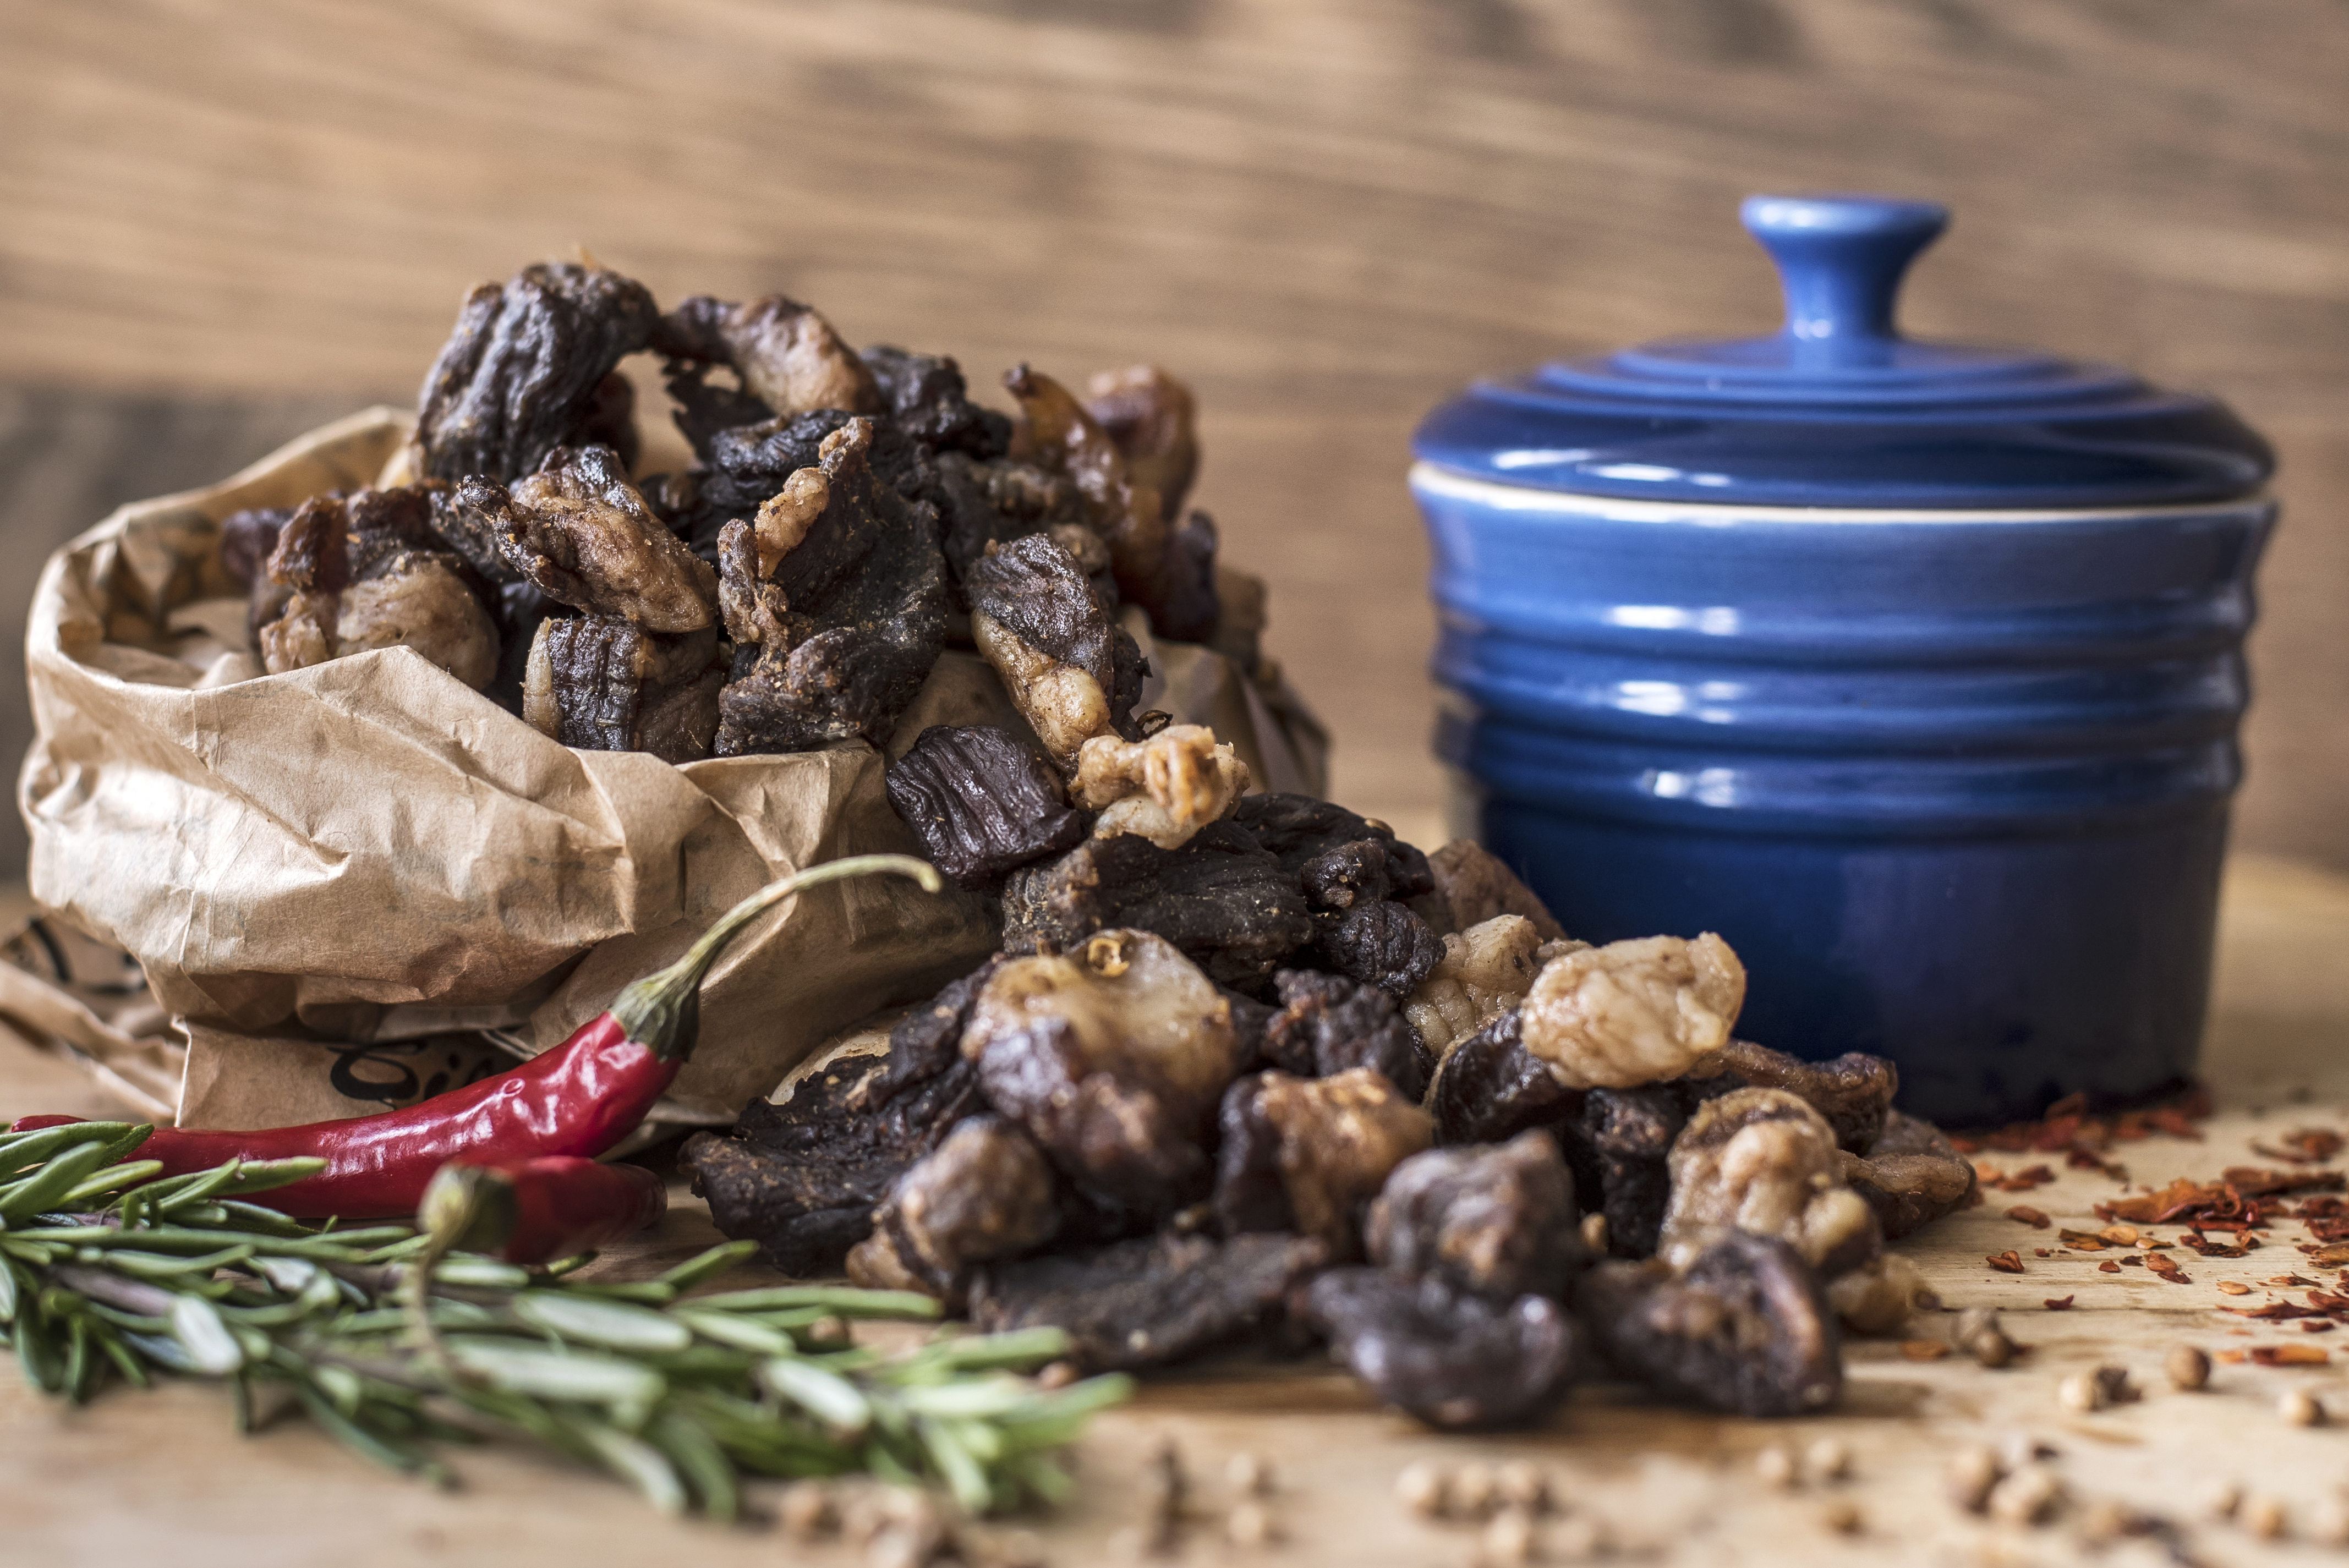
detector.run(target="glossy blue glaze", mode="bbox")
[1410,194,2278,1125]
[1417,196,2273,509]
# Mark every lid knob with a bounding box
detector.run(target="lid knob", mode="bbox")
[1741,194,1948,366]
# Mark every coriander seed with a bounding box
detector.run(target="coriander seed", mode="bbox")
[2165,1345,2210,1391]
[1755,1444,1799,1489]
[1395,1462,1449,1518]
[2280,1388,2326,1427]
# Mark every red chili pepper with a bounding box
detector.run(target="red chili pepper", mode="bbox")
[419,1156,667,1264]
[8,854,940,1218]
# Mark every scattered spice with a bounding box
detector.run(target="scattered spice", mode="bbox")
[1493,1461,1547,1513]
[1225,1501,1279,1549]
[1946,1446,2000,1513]
[2005,1204,2052,1229]
[2100,1224,2140,1246]
[2032,1247,2051,1258]
[1806,1438,1852,1483]
[1479,1509,1535,1566]
[2250,1344,2330,1366]
[2098,1260,2122,1273]
[2266,1274,2319,1288]
[2145,1253,2191,1284]
[2307,1321,2337,1334]
[2058,1229,2109,1251]
[1986,1250,2026,1274]
[2044,1296,2076,1311]
[2167,1345,2211,1390]
[1395,1462,1448,1518]
[2217,1281,2252,1295]
[1977,1163,2058,1193]
[1902,1340,1953,1362]
[1820,1499,1863,1536]
[2252,1127,2345,1165]
[1986,1465,2062,1527]
[1226,1452,1274,1499]
[1755,1446,1798,1489]
[2243,1495,2288,1540]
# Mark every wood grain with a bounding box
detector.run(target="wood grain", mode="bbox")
[2,854,2346,1566]
[0,0,2343,879]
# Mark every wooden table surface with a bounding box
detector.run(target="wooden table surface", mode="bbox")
[6,852,2349,1567]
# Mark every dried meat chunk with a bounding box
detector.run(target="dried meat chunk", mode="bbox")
[1366,1130,1584,1302]
[1212,1068,1433,1260]
[654,294,882,422]
[331,552,500,690]
[1660,1088,1880,1279]
[969,1230,1326,1372]
[461,445,718,633]
[681,1028,987,1276]
[415,261,659,484]
[999,821,1317,990]
[1081,365,1198,523]
[1313,901,1443,998]
[1230,794,1434,902]
[885,725,1092,890]
[928,451,1089,594]
[1072,725,1249,851]
[864,344,1012,459]
[845,1114,1060,1308]
[1421,840,1567,941]
[254,494,500,688]
[1427,1008,1581,1149]
[967,531,1146,770]
[1304,1269,1576,1430]
[522,615,721,761]
[1564,1085,1687,1260]
[1841,1109,1979,1240]
[1713,1039,1897,1155]
[219,506,292,591]
[961,930,1243,1213]
[714,418,949,753]
[1258,969,1426,1099]
[1404,915,1552,1061]
[1003,364,1168,608]
[343,485,448,582]
[1578,1232,1842,1418]
[1520,934,1746,1090]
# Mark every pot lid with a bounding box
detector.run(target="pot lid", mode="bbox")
[1414,194,2272,508]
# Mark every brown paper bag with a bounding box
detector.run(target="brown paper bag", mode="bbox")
[14,408,1326,1125]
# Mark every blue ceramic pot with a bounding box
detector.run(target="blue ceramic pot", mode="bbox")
[1411,195,2275,1126]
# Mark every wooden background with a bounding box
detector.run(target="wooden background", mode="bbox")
[2,0,2345,881]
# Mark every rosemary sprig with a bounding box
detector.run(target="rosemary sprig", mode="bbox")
[0,1121,1127,1518]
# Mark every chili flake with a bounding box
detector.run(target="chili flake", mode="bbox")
[1986,1251,2026,1274]
[2005,1205,2052,1229]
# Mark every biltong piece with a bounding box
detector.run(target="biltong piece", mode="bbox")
[1258,969,1427,1100]
[681,1037,985,1278]
[1367,1130,1584,1302]
[966,530,1146,770]
[1000,821,1317,990]
[1305,1269,1576,1430]
[1421,840,1566,941]
[1427,1007,1580,1149]
[1564,1085,1687,1260]
[1713,1039,1898,1155]
[522,615,721,761]
[962,931,1242,1214]
[928,451,1089,596]
[715,417,948,754]
[864,345,1012,459]
[415,260,659,484]
[1231,794,1435,903]
[654,293,881,427]
[1212,1068,1433,1261]
[970,1230,1327,1373]
[461,444,718,633]
[1313,900,1442,999]
[1841,1109,1979,1240]
[885,725,1091,890]
[1578,1232,1843,1418]
[846,1114,1060,1307]
[1659,1088,1881,1279]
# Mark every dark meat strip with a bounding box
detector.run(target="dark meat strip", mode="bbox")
[1313,900,1442,999]
[1304,1269,1576,1430]
[1000,821,1317,991]
[968,1230,1326,1373]
[1212,1068,1432,1262]
[1366,1130,1584,1302]
[1421,840,1566,942]
[715,418,949,754]
[1258,969,1427,1100]
[523,616,720,761]
[219,507,291,591]
[864,345,1012,459]
[884,725,1092,891]
[1841,1109,1981,1240]
[1081,365,1197,523]
[846,1114,1060,1309]
[344,485,451,583]
[1562,1085,1687,1260]
[1427,1007,1581,1149]
[1001,364,1166,610]
[928,451,1090,603]
[1712,1039,1898,1155]
[415,261,659,484]
[1578,1232,1843,1418]
[653,294,881,423]
[965,530,1147,770]
[462,444,718,633]
[1230,794,1434,903]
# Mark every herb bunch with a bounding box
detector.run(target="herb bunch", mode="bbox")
[0,1120,1127,1519]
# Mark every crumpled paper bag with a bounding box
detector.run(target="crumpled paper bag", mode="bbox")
[13,407,1327,1127]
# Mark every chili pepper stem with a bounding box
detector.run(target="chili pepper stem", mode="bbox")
[609,854,944,1062]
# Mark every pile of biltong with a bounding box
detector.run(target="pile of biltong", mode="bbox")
[217,258,1245,763]
[683,585,1982,1427]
